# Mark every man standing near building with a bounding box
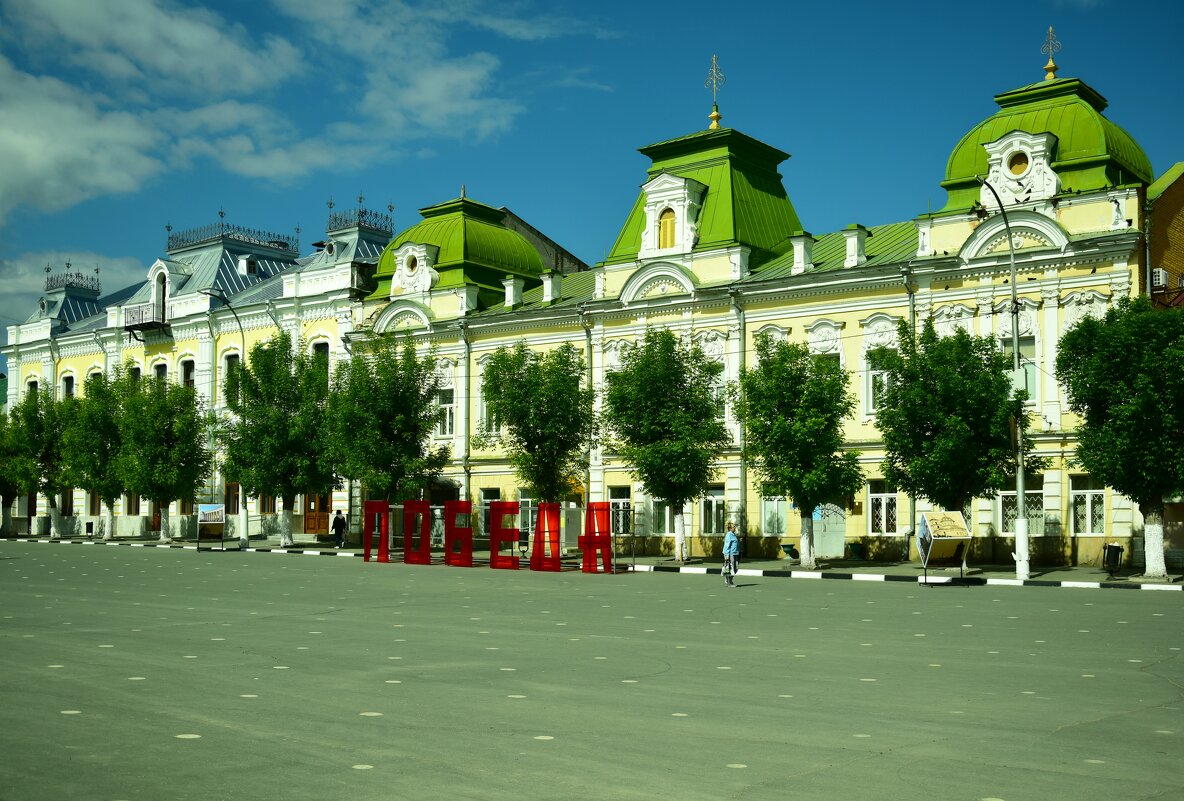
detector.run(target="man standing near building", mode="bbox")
[331,510,347,549]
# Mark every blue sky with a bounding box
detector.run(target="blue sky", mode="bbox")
[2,0,1183,374]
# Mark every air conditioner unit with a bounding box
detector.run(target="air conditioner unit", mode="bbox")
[1151,268,1169,288]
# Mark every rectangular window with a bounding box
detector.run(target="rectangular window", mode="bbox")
[609,486,632,535]
[154,363,168,381]
[651,500,671,535]
[130,366,141,382]
[1070,475,1105,536]
[1002,336,1037,403]
[182,359,195,388]
[61,487,74,516]
[868,480,897,535]
[224,483,240,516]
[761,487,787,536]
[124,494,141,516]
[89,491,102,517]
[1001,474,1045,536]
[701,485,726,535]
[222,354,240,403]
[62,375,75,398]
[179,497,194,516]
[435,387,455,437]
[868,368,891,413]
[27,380,38,395]
[258,494,277,514]
[313,343,330,385]
[480,488,501,536]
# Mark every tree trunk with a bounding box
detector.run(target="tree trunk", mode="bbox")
[279,497,295,547]
[48,496,65,540]
[799,508,817,570]
[103,502,116,541]
[673,506,687,562]
[158,504,170,542]
[1143,506,1169,580]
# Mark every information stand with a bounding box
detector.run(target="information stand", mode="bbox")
[195,504,235,551]
[917,511,971,584]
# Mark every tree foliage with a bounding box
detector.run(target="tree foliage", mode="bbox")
[869,320,1042,513]
[603,329,731,511]
[220,330,339,513]
[737,333,863,524]
[8,388,76,533]
[118,370,212,534]
[1056,297,1184,515]
[326,336,449,502]
[0,410,26,535]
[63,371,125,510]
[477,341,595,503]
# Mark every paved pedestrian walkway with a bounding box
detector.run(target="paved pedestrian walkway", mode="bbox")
[9,533,1182,591]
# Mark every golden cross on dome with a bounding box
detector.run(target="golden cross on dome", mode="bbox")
[705,54,726,129]
[1041,25,1062,81]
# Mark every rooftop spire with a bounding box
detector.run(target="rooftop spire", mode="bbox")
[1042,25,1061,81]
[705,54,725,129]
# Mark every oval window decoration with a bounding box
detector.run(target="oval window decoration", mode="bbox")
[1008,151,1030,176]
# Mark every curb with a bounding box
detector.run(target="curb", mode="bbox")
[7,537,1180,591]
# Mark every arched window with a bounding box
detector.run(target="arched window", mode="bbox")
[155,274,168,322]
[658,208,676,249]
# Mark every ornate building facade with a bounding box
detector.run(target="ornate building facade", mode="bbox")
[5,56,1184,566]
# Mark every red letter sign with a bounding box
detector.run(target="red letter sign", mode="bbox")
[579,502,613,573]
[402,500,432,564]
[530,502,562,571]
[489,500,520,570]
[444,500,473,567]
[363,501,389,563]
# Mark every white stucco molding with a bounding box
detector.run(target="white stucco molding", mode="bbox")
[958,210,1069,265]
[619,261,698,307]
[372,300,434,334]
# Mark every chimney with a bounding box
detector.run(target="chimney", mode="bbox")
[541,270,562,302]
[503,275,524,308]
[843,224,871,268]
[789,230,815,275]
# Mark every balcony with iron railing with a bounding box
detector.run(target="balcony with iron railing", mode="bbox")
[123,302,167,331]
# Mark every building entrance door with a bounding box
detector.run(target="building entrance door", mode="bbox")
[304,493,329,534]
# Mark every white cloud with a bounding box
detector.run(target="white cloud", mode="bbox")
[0,55,165,224]
[3,0,301,97]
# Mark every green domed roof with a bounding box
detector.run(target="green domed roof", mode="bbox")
[371,196,544,299]
[940,78,1154,212]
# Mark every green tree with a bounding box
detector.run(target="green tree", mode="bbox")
[603,329,731,554]
[220,331,338,546]
[869,320,1043,531]
[477,341,595,503]
[63,371,125,540]
[0,411,25,536]
[118,371,212,542]
[8,388,78,538]
[1056,297,1184,579]
[736,334,863,569]
[326,336,449,503]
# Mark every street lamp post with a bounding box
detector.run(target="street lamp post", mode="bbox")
[975,177,1029,581]
[201,288,249,549]
[900,262,917,559]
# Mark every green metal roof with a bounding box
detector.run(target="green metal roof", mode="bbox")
[602,127,802,267]
[1149,162,1184,203]
[370,197,544,301]
[469,270,598,319]
[941,78,1154,212]
[750,220,918,281]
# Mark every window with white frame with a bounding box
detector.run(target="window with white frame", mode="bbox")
[1001,336,1037,403]
[701,485,726,534]
[867,365,892,413]
[609,486,632,535]
[1070,475,1105,536]
[1000,473,1044,536]
[651,499,672,535]
[435,387,455,437]
[480,488,501,536]
[477,360,499,434]
[868,480,897,535]
[61,375,75,398]
[761,486,787,536]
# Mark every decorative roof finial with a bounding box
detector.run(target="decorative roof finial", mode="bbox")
[357,191,365,207]
[461,183,467,199]
[705,54,726,129]
[1042,25,1061,81]
[327,196,335,211]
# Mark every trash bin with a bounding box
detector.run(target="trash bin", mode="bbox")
[1102,542,1123,575]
